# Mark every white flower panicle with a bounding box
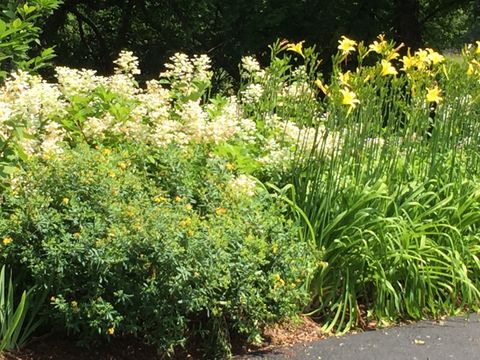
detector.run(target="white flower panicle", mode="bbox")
[114,50,141,76]
[55,67,102,96]
[241,56,263,76]
[161,53,212,85]
[228,174,257,197]
[242,83,264,104]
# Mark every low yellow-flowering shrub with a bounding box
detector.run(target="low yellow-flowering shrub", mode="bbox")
[0,144,315,357]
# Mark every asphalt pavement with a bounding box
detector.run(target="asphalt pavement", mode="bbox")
[237,313,480,360]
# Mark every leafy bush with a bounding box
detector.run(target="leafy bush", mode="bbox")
[0,144,314,357]
[0,0,60,82]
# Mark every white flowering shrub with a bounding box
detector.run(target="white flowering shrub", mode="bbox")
[0,50,323,183]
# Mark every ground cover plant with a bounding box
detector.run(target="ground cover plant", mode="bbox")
[0,30,480,358]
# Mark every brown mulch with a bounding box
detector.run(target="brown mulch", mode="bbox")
[0,317,327,360]
[258,316,326,350]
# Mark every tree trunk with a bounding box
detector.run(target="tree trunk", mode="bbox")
[393,0,422,49]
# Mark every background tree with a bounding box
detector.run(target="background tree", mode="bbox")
[35,0,480,78]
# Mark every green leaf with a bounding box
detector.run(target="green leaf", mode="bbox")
[12,18,22,28]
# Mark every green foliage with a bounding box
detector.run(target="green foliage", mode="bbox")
[0,0,61,82]
[0,265,44,351]
[0,144,314,358]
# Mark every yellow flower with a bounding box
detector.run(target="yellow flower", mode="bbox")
[103,148,112,156]
[338,36,357,56]
[340,87,360,114]
[274,273,285,287]
[118,162,127,170]
[62,197,69,205]
[2,237,12,245]
[153,195,167,203]
[225,163,235,171]
[314,79,329,95]
[368,34,387,54]
[338,71,351,86]
[385,49,400,61]
[467,60,479,76]
[185,204,193,211]
[426,85,442,104]
[380,60,397,76]
[285,41,305,57]
[271,243,278,254]
[179,218,192,228]
[415,49,430,69]
[426,49,444,65]
[476,41,480,55]
[400,53,417,71]
[107,327,115,335]
[215,207,227,215]
[467,62,475,76]
[108,170,116,178]
[175,196,182,202]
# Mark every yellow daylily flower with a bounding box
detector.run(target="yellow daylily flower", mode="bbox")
[386,43,404,61]
[415,49,430,69]
[286,41,305,57]
[338,36,357,56]
[426,85,442,104]
[107,327,115,335]
[467,62,475,76]
[400,49,416,71]
[340,87,360,114]
[338,71,351,85]
[369,34,387,54]
[426,49,444,65]
[385,50,400,61]
[315,79,329,95]
[467,60,480,76]
[380,60,397,76]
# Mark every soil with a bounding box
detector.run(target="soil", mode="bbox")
[0,317,325,360]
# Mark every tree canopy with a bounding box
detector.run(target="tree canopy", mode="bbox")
[25,0,480,76]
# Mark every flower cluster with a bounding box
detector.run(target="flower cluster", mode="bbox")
[400,48,445,72]
[0,70,67,157]
[0,51,310,175]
